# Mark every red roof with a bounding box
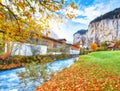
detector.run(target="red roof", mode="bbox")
[70,45,80,50]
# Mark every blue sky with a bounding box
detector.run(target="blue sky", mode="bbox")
[49,0,120,43]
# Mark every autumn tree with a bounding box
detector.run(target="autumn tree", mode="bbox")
[0,0,78,59]
[0,1,79,89]
[90,43,98,51]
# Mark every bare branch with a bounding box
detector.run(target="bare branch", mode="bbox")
[25,0,35,14]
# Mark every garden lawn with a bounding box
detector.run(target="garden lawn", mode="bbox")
[35,51,120,91]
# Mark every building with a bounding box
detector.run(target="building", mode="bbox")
[3,36,79,56]
[69,45,80,54]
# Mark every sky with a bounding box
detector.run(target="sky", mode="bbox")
[49,0,120,43]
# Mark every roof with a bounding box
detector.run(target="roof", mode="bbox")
[73,41,80,47]
[30,32,67,44]
[41,36,67,44]
[70,45,80,50]
[57,39,66,42]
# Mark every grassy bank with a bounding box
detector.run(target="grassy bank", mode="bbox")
[79,51,120,76]
[35,51,120,91]
[0,54,73,70]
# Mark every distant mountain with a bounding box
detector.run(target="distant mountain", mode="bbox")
[90,8,120,23]
[74,29,88,35]
[73,29,87,44]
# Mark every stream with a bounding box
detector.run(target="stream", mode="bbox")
[0,57,78,91]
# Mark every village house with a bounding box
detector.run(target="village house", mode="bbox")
[3,36,80,56]
[69,44,80,54]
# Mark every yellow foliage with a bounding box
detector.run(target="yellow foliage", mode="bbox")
[71,2,75,7]
[66,13,75,19]
[0,0,77,46]
[0,0,2,3]
[90,43,98,51]
[0,0,79,59]
[100,44,104,50]
[17,1,24,9]
[62,0,64,4]
[0,13,6,20]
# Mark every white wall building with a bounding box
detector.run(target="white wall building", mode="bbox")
[5,42,47,56]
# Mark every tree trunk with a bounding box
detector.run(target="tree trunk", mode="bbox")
[0,42,11,60]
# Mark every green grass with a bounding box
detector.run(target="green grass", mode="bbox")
[79,51,120,76]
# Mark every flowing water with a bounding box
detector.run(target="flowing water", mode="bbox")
[0,57,78,91]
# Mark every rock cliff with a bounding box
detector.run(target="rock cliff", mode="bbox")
[87,7,120,46]
[73,29,87,45]
[73,8,120,47]
[87,19,120,46]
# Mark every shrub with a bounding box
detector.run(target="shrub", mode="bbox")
[90,43,98,51]
[114,40,120,50]
[100,42,108,51]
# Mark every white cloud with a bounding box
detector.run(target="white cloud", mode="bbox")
[71,4,105,25]
[48,17,87,42]
[48,0,120,43]
[48,18,71,41]
[72,18,89,25]
[71,1,120,25]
